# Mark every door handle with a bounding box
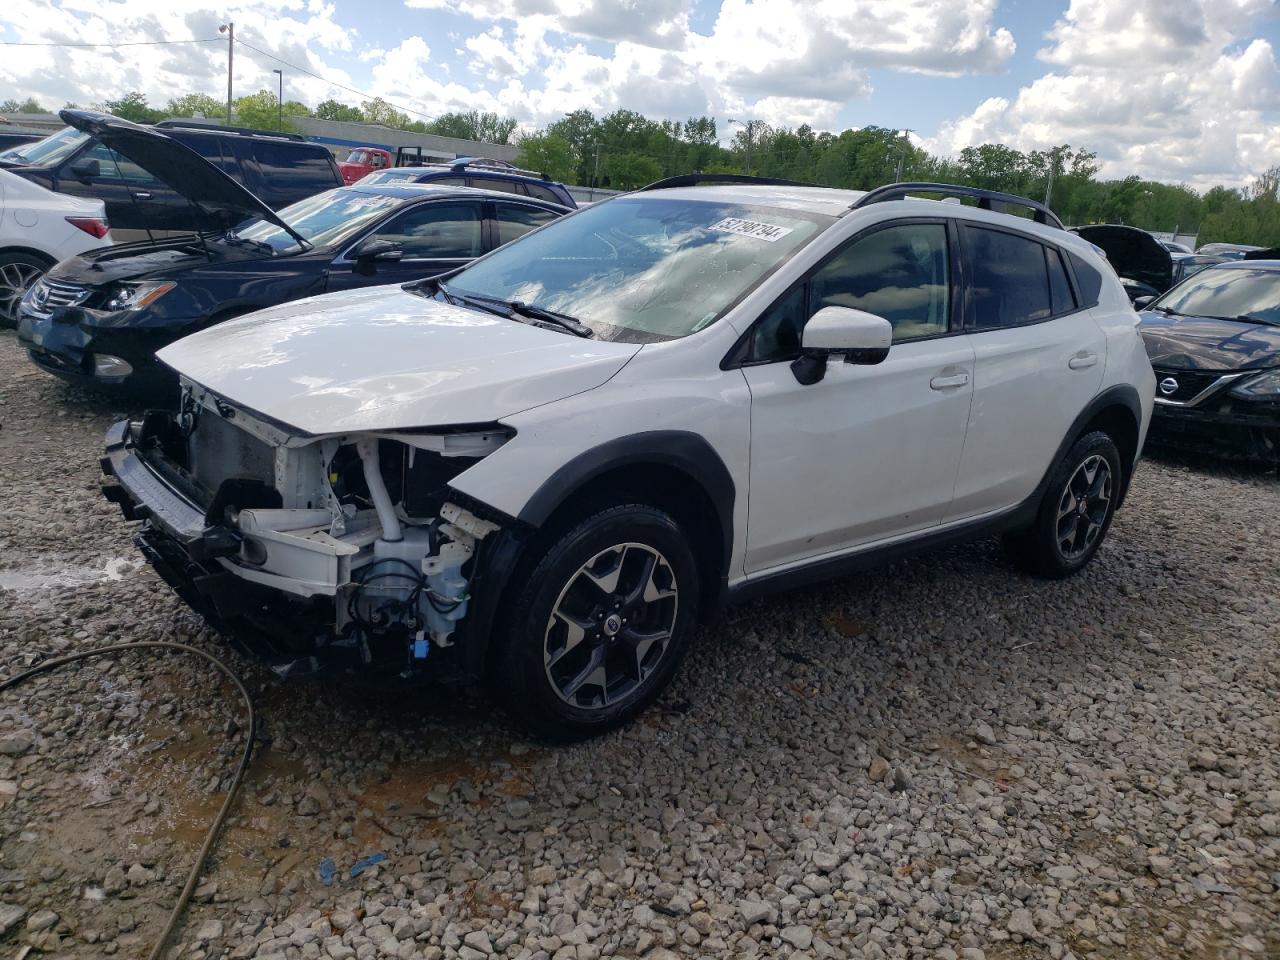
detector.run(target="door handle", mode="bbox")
[929,372,970,390]
[133,191,153,200]
[1068,352,1098,370]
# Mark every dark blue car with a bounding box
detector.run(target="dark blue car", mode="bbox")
[17,112,568,392]
[356,157,577,208]
[1138,260,1280,461]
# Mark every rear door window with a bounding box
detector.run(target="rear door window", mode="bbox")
[964,226,1054,329]
[367,201,483,259]
[179,135,245,182]
[468,176,522,195]
[494,203,560,245]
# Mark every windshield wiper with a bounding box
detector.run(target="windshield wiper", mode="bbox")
[507,301,595,338]
[438,285,594,338]
[1233,314,1280,327]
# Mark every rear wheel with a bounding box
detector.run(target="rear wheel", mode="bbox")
[496,504,699,739]
[1004,431,1122,578]
[0,251,52,328]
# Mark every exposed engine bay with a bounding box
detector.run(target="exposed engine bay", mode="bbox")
[105,381,511,678]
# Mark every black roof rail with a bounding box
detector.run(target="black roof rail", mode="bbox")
[154,118,307,142]
[852,181,1065,229]
[445,156,552,181]
[638,173,825,191]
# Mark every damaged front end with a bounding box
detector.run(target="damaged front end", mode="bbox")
[101,380,515,680]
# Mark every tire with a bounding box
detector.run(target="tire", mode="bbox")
[1004,430,1122,579]
[0,251,52,328]
[495,503,700,740]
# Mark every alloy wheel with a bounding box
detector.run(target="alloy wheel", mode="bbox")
[543,541,679,710]
[0,262,43,322]
[1056,454,1112,561]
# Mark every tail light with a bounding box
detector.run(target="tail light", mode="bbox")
[66,217,110,239]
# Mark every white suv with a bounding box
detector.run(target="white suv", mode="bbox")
[101,178,1154,738]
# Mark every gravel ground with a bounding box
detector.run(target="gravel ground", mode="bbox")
[0,327,1278,960]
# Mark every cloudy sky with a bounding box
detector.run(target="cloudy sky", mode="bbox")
[1,0,1278,188]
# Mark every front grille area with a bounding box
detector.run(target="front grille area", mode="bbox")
[1153,368,1230,404]
[28,278,92,316]
[186,411,276,503]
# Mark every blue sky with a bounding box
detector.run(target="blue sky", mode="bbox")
[2,1,1279,187]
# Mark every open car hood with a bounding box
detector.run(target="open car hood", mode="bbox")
[60,110,302,241]
[157,285,642,435]
[1075,225,1173,294]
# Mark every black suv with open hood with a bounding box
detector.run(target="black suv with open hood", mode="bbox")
[16,112,568,392]
[0,113,341,237]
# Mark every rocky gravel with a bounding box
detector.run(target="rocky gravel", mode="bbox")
[0,327,1278,960]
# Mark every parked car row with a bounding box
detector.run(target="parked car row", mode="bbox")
[6,115,1276,734]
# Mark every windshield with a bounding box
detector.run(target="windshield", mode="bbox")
[447,196,829,342]
[233,188,401,253]
[345,149,369,164]
[358,169,421,185]
[0,126,88,165]
[1155,266,1280,325]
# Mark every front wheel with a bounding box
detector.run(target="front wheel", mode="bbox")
[496,504,700,739]
[1004,431,1122,578]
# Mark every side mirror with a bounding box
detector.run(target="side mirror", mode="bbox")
[67,158,100,182]
[353,238,403,271]
[1132,295,1155,309]
[791,306,893,385]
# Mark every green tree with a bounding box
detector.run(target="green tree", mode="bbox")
[315,99,363,122]
[515,132,577,183]
[602,152,662,189]
[427,110,518,145]
[360,98,410,129]
[166,93,224,119]
[233,90,307,131]
[1,97,45,113]
[101,91,164,124]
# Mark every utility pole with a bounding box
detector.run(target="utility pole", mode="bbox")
[728,118,759,175]
[273,69,283,130]
[219,22,234,126]
[591,143,601,200]
[894,129,914,182]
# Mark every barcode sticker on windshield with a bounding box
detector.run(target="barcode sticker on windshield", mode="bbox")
[709,217,794,242]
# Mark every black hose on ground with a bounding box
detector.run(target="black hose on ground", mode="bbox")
[0,641,256,960]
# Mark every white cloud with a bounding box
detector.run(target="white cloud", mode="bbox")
[928,0,1280,189]
[0,0,362,112]
[426,0,1014,129]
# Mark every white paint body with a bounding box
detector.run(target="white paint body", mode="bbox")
[0,168,111,262]
[159,186,1155,594]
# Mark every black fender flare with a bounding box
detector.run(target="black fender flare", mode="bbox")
[459,431,736,678]
[1032,383,1144,514]
[517,430,735,562]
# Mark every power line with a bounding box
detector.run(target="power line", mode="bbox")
[232,37,440,123]
[0,37,221,47]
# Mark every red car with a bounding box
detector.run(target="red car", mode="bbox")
[338,147,394,185]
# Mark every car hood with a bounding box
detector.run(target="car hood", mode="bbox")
[1076,225,1172,293]
[1139,309,1280,371]
[60,110,302,242]
[157,285,643,434]
[48,234,262,286]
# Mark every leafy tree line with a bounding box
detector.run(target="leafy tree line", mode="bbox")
[8,92,1279,246]
[515,112,1280,247]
